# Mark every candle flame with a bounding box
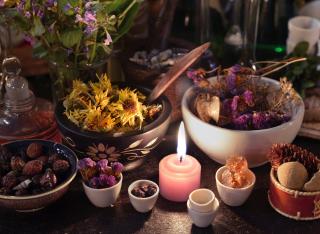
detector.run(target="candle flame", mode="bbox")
[177,122,187,162]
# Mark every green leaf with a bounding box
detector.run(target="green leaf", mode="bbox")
[32,42,48,59]
[301,80,315,89]
[105,0,134,14]
[31,18,45,37]
[112,2,140,42]
[60,29,82,48]
[293,41,309,56]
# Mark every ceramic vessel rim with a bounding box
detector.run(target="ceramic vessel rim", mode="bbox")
[128,179,159,201]
[188,188,215,208]
[182,77,305,134]
[0,139,78,200]
[215,166,256,191]
[187,199,219,215]
[270,168,320,196]
[288,16,320,31]
[82,173,123,191]
[55,84,172,139]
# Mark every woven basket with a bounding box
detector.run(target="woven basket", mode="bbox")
[268,168,320,220]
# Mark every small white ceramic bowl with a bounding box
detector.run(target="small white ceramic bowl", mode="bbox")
[128,180,159,213]
[187,198,219,228]
[82,173,122,208]
[182,77,304,167]
[189,188,215,213]
[215,166,255,206]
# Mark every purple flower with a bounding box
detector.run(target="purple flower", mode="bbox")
[252,112,272,129]
[112,162,123,176]
[78,158,97,182]
[25,11,31,18]
[17,0,26,13]
[231,96,240,112]
[233,114,252,130]
[103,32,112,46]
[88,176,100,189]
[45,0,55,7]
[222,99,233,116]
[226,73,236,91]
[78,158,96,170]
[64,3,72,12]
[85,24,96,35]
[99,174,117,188]
[0,0,5,7]
[37,10,44,19]
[75,14,83,23]
[74,6,80,13]
[85,1,93,9]
[243,90,254,107]
[24,35,36,46]
[84,11,96,23]
[96,159,109,173]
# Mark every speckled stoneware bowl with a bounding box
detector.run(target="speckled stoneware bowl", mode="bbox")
[0,140,77,212]
[55,85,172,171]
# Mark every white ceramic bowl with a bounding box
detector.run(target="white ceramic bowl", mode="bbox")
[187,198,219,228]
[182,77,304,167]
[215,166,255,206]
[82,173,122,208]
[188,188,215,213]
[128,180,159,213]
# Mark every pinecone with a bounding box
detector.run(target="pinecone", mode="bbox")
[267,143,320,176]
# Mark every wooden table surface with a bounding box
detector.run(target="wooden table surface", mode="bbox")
[0,122,319,234]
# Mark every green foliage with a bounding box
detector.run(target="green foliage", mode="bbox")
[284,42,320,98]
[5,0,142,68]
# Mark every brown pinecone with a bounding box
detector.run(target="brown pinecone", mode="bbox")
[267,143,320,176]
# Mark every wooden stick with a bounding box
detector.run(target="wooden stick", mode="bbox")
[147,42,210,103]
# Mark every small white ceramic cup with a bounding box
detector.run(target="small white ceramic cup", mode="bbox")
[287,16,320,54]
[82,173,122,208]
[215,166,255,206]
[188,188,215,213]
[128,179,159,213]
[187,198,219,228]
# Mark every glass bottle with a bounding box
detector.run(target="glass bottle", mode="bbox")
[0,57,60,143]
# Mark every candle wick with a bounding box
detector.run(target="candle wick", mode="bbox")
[180,155,182,163]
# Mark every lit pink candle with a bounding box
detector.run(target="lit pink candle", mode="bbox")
[159,122,201,202]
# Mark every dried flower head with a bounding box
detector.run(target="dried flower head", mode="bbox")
[64,74,161,133]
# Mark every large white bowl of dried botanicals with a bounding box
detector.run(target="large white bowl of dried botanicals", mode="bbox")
[182,65,304,167]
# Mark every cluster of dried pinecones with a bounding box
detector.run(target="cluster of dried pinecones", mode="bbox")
[267,143,320,176]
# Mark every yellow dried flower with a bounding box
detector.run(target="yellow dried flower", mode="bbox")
[63,74,161,133]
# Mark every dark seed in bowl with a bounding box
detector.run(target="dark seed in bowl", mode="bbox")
[131,183,157,198]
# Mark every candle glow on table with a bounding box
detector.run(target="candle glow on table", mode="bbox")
[159,122,201,202]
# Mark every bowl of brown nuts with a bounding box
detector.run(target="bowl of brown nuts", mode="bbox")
[0,140,77,212]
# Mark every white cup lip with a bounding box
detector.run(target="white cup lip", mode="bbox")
[215,166,256,191]
[128,179,159,201]
[288,16,320,32]
[82,173,123,191]
[188,188,215,209]
[187,199,219,215]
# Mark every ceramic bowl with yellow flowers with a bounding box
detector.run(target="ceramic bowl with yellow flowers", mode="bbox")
[55,75,172,170]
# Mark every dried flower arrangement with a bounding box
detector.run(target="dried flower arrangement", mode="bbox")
[63,74,162,133]
[78,158,123,189]
[187,64,302,130]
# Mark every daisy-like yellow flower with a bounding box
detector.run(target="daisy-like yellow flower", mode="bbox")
[111,88,145,128]
[63,74,162,133]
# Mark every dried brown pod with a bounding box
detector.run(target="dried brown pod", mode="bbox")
[267,143,320,176]
[40,169,57,190]
[26,143,43,159]
[10,156,26,172]
[22,160,43,176]
[53,160,70,174]
[48,154,60,165]
[1,171,18,189]
[37,155,49,165]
